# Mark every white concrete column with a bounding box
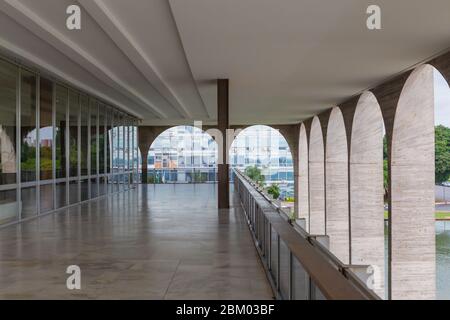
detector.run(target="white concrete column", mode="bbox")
[350,91,385,298]
[326,107,349,264]
[309,117,325,235]
[298,123,309,229]
[391,65,436,299]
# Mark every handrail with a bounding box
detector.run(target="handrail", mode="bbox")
[234,168,380,300]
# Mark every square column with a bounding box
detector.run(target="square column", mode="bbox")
[217,79,229,209]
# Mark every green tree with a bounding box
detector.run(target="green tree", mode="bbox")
[244,165,265,186]
[435,125,450,184]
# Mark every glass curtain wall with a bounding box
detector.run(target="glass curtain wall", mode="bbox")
[0,56,138,226]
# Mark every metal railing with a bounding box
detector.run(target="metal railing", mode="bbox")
[145,168,218,184]
[233,169,380,300]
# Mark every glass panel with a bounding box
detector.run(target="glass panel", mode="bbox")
[40,184,53,214]
[68,90,79,177]
[0,190,17,224]
[20,71,37,219]
[99,176,106,196]
[270,227,278,286]
[292,257,309,300]
[123,121,128,189]
[118,114,123,191]
[55,181,66,209]
[69,180,79,205]
[90,100,97,176]
[99,106,106,198]
[21,186,36,218]
[90,177,98,199]
[113,111,120,193]
[133,123,138,184]
[20,70,37,184]
[0,60,18,224]
[80,179,89,201]
[55,85,67,179]
[80,95,89,176]
[279,239,290,299]
[112,111,119,175]
[106,107,112,175]
[99,104,105,175]
[107,107,113,193]
[39,78,53,182]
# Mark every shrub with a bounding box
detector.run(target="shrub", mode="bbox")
[267,184,280,200]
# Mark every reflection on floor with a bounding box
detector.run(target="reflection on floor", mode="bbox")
[0,184,273,300]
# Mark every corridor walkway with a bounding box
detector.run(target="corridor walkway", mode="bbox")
[0,185,273,300]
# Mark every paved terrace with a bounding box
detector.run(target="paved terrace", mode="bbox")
[0,184,273,300]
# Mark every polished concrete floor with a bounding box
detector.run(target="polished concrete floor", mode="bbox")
[0,184,273,300]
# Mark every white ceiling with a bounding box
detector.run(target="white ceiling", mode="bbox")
[0,0,449,125]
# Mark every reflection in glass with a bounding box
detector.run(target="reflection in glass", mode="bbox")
[0,60,18,224]
[20,71,37,218]
[123,121,129,188]
[21,186,36,218]
[69,180,79,205]
[40,77,53,214]
[106,107,112,175]
[20,70,37,184]
[55,181,66,209]
[0,190,17,224]
[40,183,53,213]
[0,57,137,226]
[0,60,17,187]
[119,114,124,191]
[69,90,79,177]
[55,85,67,179]
[55,85,67,209]
[99,104,105,175]
[80,95,89,176]
[40,78,53,181]
[80,179,89,201]
[90,177,98,199]
[90,100,97,176]
[68,91,79,205]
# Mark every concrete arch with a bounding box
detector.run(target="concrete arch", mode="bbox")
[149,125,219,154]
[325,107,349,263]
[230,125,294,185]
[309,116,325,234]
[297,123,309,228]
[350,91,385,297]
[391,64,436,300]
